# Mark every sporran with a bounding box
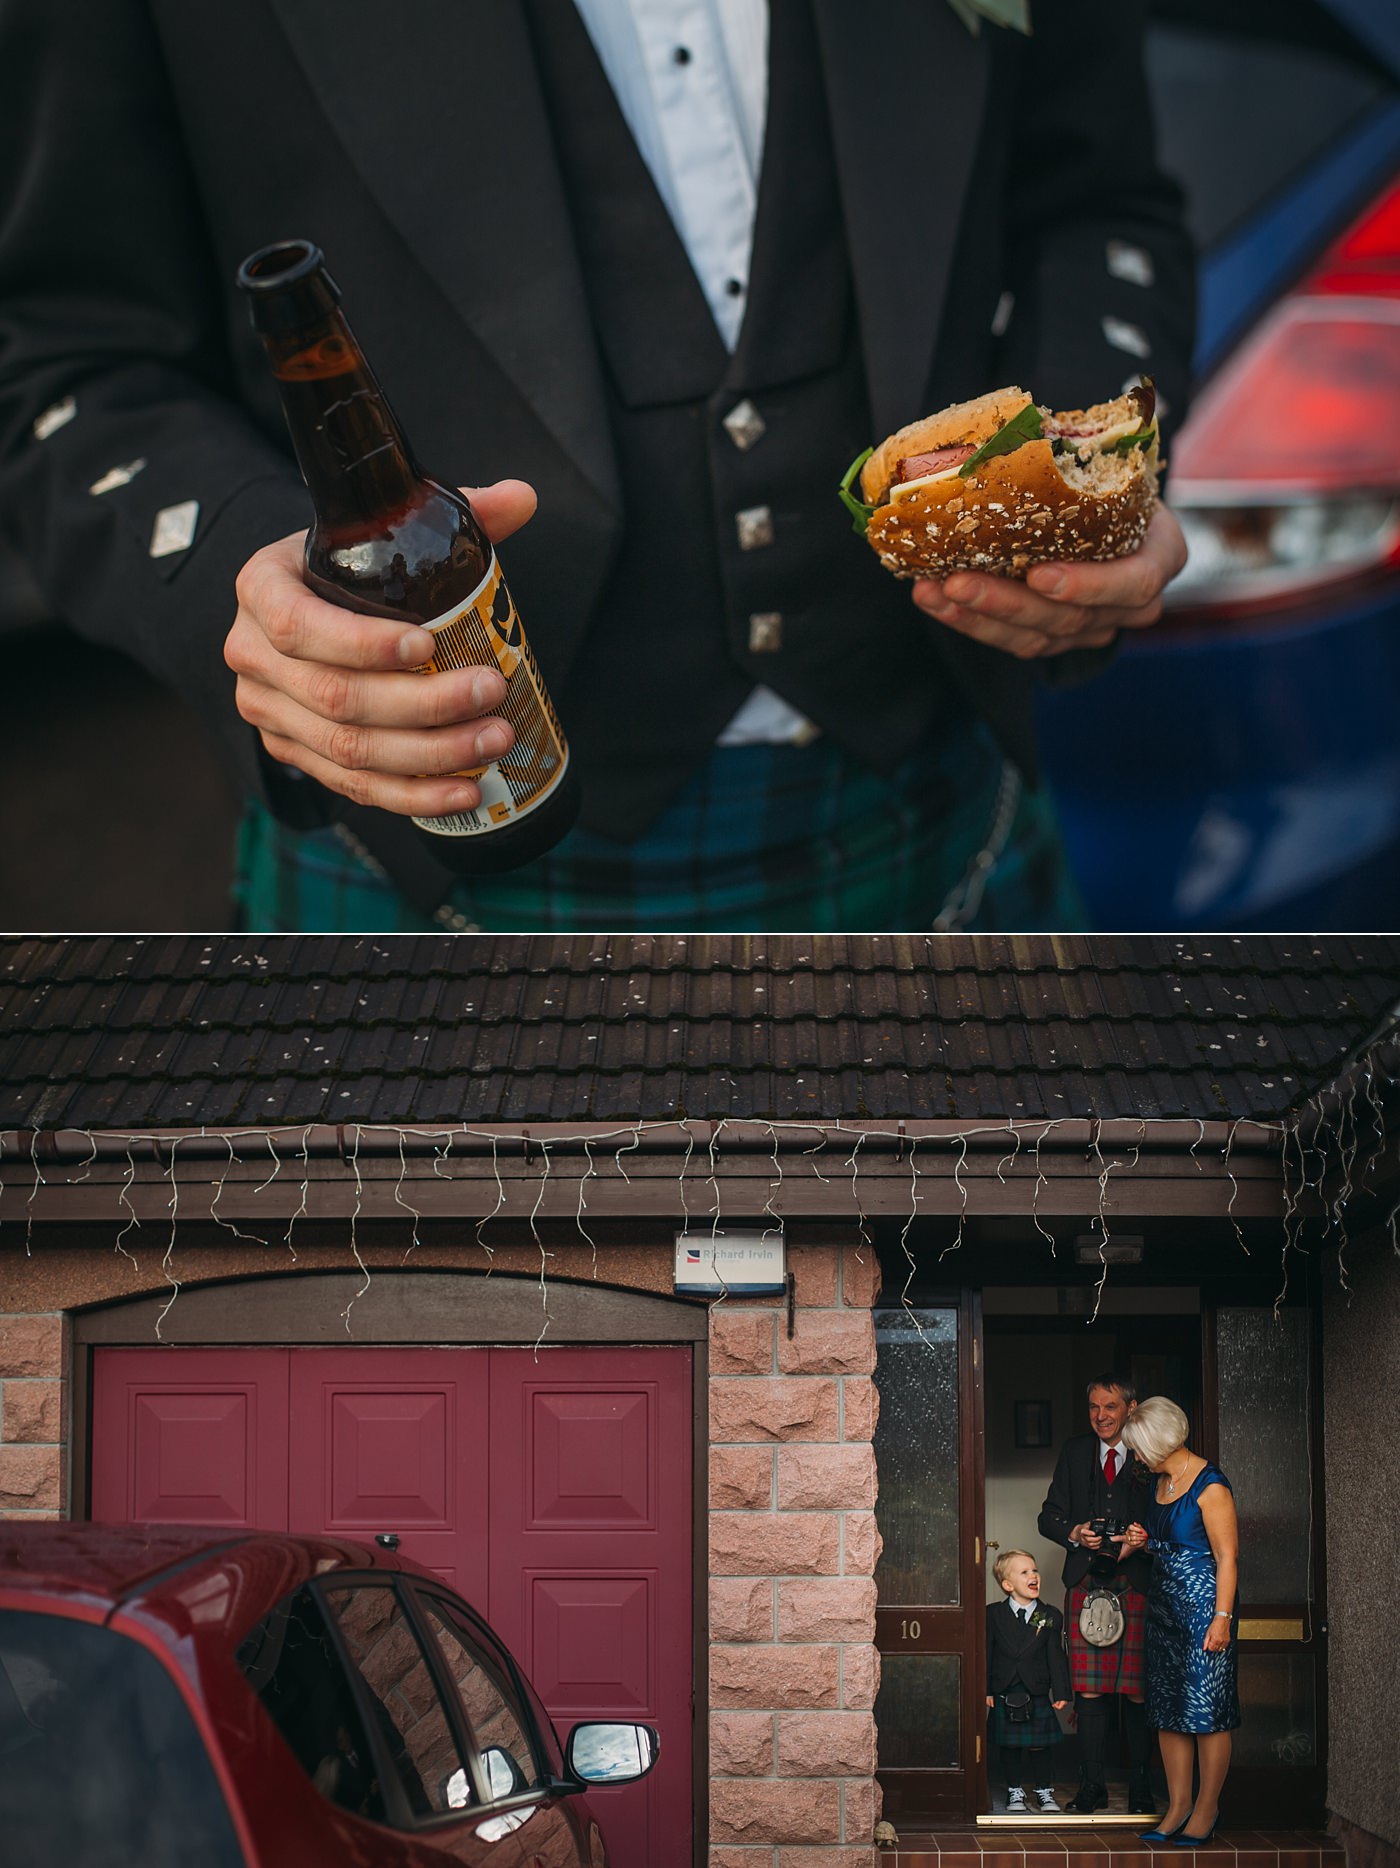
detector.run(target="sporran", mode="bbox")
[1078,1586,1126,1648]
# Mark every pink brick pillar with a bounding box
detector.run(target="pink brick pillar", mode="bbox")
[708,1242,881,1868]
[0,1312,68,1518]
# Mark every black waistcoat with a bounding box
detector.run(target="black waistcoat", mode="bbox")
[1080,1449,1153,1593]
[524,0,965,840]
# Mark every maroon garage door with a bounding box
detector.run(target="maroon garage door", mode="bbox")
[91,1344,693,1868]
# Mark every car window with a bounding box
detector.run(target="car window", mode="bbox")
[236,1584,388,1823]
[415,1593,540,1801]
[322,1582,474,1820]
[1146,10,1395,250]
[0,1608,243,1868]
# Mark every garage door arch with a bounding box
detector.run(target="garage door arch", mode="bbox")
[76,1268,706,1868]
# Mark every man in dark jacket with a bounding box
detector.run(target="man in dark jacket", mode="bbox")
[0,1,1194,931]
[1039,1370,1156,1813]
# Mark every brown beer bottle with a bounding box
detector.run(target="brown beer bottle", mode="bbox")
[236,239,578,874]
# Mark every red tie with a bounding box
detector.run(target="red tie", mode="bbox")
[1105,1448,1118,1484]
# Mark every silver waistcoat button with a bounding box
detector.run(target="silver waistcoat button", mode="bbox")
[723,399,767,451]
[748,611,783,653]
[736,505,775,551]
[149,500,200,557]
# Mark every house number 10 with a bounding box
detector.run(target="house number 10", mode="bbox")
[900,1618,922,1640]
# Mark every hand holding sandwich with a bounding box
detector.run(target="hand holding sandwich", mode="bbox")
[912,502,1187,660]
[842,380,1187,661]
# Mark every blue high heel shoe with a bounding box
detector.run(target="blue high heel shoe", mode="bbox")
[1140,1819,1191,1844]
[1170,1825,1218,1848]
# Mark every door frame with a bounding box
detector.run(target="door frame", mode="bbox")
[977,1286,1327,1829]
[979,1301,1206,1817]
[72,1268,710,1865]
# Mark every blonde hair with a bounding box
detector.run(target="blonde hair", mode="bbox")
[993,1548,1034,1588]
[1122,1395,1190,1468]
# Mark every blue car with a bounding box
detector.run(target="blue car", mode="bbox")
[1036,0,1400,929]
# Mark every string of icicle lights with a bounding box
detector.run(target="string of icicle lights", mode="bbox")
[3,1088,1396,1342]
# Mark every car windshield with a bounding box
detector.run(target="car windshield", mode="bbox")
[0,1608,244,1867]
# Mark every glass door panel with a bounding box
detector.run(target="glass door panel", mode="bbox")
[874,1655,961,1769]
[874,1308,959,1604]
[873,1300,982,1826]
[1215,1307,1313,1600]
[1207,1300,1324,1826]
[1234,1652,1318,1769]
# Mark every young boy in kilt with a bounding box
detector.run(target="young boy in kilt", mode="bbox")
[1038,1372,1156,1813]
[986,1550,1071,1815]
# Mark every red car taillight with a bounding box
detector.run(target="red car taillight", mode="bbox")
[1165,172,1400,620]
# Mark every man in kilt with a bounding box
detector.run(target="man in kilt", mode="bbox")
[986,1550,1071,1815]
[1039,1372,1156,1815]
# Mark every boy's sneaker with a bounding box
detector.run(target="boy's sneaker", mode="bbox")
[1006,1788,1029,1814]
[1035,1788,1060,1812]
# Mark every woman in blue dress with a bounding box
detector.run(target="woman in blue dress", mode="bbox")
[1122,1396,1240,1846]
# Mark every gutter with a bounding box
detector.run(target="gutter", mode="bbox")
[0,1116,1286,1167]
[0,1117,1289,1229]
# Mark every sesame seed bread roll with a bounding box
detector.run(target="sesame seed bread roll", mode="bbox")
[858,384,1161,581]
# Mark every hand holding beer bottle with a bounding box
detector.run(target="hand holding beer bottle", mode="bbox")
[229,240,578,873]
[226,481,534,818]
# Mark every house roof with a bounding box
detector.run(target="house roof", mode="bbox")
[3,935,1398,1134]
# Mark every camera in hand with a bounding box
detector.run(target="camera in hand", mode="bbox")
[1088,1515,1129,1576]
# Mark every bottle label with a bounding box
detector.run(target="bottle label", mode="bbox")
[409,552,570,840]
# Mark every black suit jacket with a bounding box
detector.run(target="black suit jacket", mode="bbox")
[986,1598,1071,1702]
[0,0,1195,860]
[1038,1431,1154,1592]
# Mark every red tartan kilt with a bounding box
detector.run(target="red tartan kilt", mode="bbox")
[1067,1582,1147,1695]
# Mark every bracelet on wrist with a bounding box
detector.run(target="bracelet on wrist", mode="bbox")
[1211,1610,1232,1620]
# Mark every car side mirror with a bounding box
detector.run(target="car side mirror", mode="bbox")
[565,1721,660,1785]
[481,1746,526,1801]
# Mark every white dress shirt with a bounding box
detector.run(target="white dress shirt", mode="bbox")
[572,0,767,347]
[572,0,814,746]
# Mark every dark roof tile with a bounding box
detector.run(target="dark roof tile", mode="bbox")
[2,936,1398,1135]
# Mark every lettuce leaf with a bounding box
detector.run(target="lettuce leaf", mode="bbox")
[838,446,876,534]
[1104,424,1157,456]
[958,401,1043,478]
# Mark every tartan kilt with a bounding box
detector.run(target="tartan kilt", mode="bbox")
[991,1691,1061,1749]
[233,722,1085,934]
[1067,1581,1147,1696]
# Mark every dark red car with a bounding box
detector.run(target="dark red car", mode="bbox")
[0,1523,658,1866]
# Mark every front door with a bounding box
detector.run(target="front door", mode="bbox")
[90,1343,693,1868]
[872,1296,985,1826]
[982,1302,1205,1817]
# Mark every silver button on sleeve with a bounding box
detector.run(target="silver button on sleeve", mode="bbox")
[748,611,782,653]
[149,499,200,557]
[1107,240,1155,287]
[89,460,147,496]
[1102,315,1152,359]
[33,397,76,440]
